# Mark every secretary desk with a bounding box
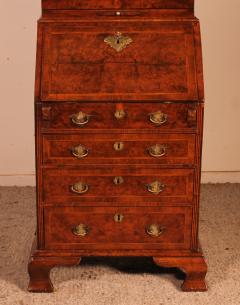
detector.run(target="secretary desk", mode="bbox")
[28,0,208,292]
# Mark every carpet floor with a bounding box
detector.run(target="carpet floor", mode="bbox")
[0,184,239,305]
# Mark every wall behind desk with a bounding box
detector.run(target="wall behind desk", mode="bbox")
[0,0,240,185]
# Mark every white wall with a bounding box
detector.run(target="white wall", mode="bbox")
[0,0,240,186]
[196,0,240,182]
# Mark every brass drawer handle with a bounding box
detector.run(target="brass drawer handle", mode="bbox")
[71,182,89,194]
[147,181,165,195]
[113,141,124,151]
[114,214,124,223]
[71,144,89,159]
[114,109,126,120]
[71,111,90,126]
[113,176,124,185]
[72,224,89,237]
[148,144,167,158]
[149,111,168,126]
[146,224,164,237]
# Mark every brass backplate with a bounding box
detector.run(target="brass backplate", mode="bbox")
[104,32,133,52]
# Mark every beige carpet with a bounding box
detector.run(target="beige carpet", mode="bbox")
[0,184,240,305]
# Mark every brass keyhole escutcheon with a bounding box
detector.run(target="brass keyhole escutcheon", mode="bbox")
[114,214,124,223]
[104,32,133,52]
[113,176,124,185]
[113,141,124,151]
[114,109,126,120]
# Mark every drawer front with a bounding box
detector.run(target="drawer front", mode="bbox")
[44,206,192,250]
[43,1,193,10]
[42,133,195,166]
[41,21,198,101]
[40,103,198,131]
[42,168,194,204]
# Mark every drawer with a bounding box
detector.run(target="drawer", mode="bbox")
[42,133,195,166]
[39,102,198,132]
[42,167,194,204]
[42,1,193,10]
[44,206,192,250]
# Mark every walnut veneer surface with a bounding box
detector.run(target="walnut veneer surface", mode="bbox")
[28,0,207,292]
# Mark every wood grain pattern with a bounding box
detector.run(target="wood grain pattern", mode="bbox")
[44,206,192,250]
[42,167,194,204]
[28,254,81,292]
[153,256,207,291]
[39,102,199,132]
[42,0,194,10]
[41,21,198,101]
[42,133,196,165]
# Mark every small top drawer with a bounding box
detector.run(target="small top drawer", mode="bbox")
[42,0,194,10]
[39,102,198,132]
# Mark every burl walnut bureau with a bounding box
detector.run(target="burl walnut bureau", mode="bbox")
[28,0,208,292]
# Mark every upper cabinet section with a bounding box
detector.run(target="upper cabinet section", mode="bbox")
[42,0,194,10]
[40,21,203,102]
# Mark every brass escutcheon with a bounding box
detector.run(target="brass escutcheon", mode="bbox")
[71,144,89,159]
[71,182,89,194]
[113,141,124,151]
[149,111,168,126]
[114,109,126,120]
[146,224,164,237]
[147,181,165,195]
[104,32,133,52]
[114,214,124,223]
[148,144,167,158]
[113,176,124,185]
[71,111,89,126]
[72,224,89,237]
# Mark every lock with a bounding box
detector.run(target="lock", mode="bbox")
[113,141,124,151]
[113,176,124,185]
[114,214,124,223]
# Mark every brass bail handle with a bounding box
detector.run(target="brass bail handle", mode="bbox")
[71,111,90,126]
[148,144,167,158]
[72,224,89,237]
[71,144,89,159]
[146,224,164,237]
[147,181,165,195]
[71,182,89,194]
[149,111,168,126]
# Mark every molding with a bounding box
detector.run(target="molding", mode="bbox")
[201,171,240,183]
[0,171,240,186]
[0,174,35,186]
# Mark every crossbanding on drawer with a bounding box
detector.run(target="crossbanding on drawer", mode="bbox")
[42,133,195,166]
[42,167,194,204]
[44,206,192,250]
